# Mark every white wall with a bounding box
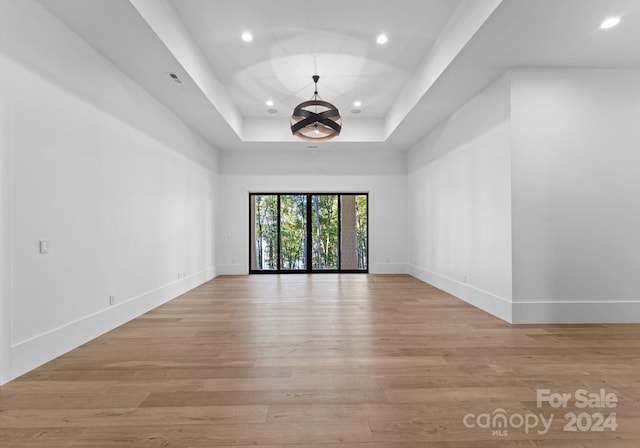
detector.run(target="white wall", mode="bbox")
[406,69,640,324]
[219,148,407,176]
[217,175,408,275]
[407,75,513,321]
[0,93,11,383]
[216,149,407,274]
[0,0,219,383]
[217,150,407,275]
[511,69,640,322]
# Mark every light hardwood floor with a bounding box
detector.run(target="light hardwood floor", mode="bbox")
[1,274,638,447]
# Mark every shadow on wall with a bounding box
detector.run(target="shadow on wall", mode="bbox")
[408,72,511,172]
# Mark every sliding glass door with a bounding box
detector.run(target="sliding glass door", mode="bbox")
[250,193,368,273]
[311,195,339,270]
[250,194,278,271]
[280,195,307,271]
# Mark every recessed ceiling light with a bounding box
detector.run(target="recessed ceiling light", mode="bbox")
[376,34,388,45]
[266,100,274,107]
[353,100,362,107]
[241,31,253,42]
[600,17,620,29]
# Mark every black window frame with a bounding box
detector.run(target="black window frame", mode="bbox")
[249,192,369,274]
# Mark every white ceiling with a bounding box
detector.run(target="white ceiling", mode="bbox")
[168,0,462,119]
[36,0,640,152]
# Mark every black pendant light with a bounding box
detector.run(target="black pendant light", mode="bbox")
[290,75,342,141]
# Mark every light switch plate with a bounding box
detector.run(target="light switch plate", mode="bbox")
[39,240,49,254]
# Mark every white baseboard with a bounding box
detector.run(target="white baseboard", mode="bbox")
[9,266,216,382]
[513,300,640,324]
[216,264,247,275]
[408,264,513,322]
[370,263,408,274]
[407,265,640,324]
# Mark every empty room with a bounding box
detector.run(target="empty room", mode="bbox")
[1,0,639,446]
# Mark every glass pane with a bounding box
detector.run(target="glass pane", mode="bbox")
[340,195,368,271]
[251,194,278,271]
[311,195,339,270]
[355,195,368,270]
[340,195,358,270]
[279,195,307,270]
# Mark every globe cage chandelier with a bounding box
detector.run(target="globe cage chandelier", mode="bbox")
[290,75,342,141]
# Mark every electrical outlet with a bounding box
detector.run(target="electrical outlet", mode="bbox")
[463,276,468,284]
[109,294,116,306]
[39,240,49,254]
[182,271,186,278]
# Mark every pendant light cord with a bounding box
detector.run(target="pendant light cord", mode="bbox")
[313,55,319,98]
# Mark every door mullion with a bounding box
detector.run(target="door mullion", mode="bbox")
[306,194,312,272]
[277,195,281,272]
[337,195,342,270]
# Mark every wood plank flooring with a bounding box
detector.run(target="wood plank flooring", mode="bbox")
[1,274,639,447]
